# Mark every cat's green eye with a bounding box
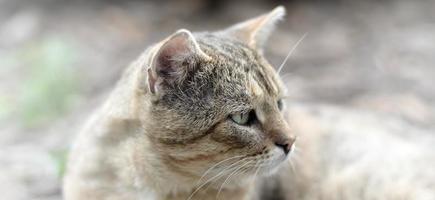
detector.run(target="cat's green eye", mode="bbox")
[230,113,250,125]
[229,111,255,125]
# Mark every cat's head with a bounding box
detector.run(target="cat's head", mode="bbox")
[139,6,295,187]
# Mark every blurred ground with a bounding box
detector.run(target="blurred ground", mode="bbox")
[0,0,434,199]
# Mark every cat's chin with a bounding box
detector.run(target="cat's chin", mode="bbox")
[256,147,289,176]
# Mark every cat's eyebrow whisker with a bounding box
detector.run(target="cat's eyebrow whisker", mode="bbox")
[277,32,308,74]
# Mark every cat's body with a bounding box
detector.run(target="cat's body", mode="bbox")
[64,7,294,200]
[270,104,435,200]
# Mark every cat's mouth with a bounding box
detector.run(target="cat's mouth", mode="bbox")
[253,146,290,175]
[189,144,294,193]
[208,147,290,187]
[224,146,291,179]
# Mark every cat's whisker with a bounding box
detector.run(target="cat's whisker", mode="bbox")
[201,157,249,185]
[249,157,274,173]
[288,157,297,174]
[254,157,274,176]
[278,72,296,87]
[236,163,258,185]
[196,155,245,185]
[293,146,303,155]
[187,157,250,200]
[215,158,274,200]
[294,146,301,152]
[216,160,254,199]
[291,152,302,162]
[277,32,308,74]
[250,160,262,185]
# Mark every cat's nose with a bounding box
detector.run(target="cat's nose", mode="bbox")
[274,136,296,155]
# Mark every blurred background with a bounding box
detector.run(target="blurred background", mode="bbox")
[1,0,435,199]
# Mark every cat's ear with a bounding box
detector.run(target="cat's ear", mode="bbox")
[147,29,210,94]
[223,6,285,51]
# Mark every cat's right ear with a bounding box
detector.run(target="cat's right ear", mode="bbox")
[222,6,285,52]
[147,29,210,95]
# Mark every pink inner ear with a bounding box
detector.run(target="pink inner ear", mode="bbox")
[155,35,192,78]
[149,30,205,94]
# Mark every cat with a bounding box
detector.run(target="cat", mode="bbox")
[63,6,297,200]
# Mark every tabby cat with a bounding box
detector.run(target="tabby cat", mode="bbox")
[63,6,296,200]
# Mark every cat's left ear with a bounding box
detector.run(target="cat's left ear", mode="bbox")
[223,6,285,51]
[147,29,211,95]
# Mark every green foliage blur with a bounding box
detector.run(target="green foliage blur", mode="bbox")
[6,37,80,128]
[50,149,69,178]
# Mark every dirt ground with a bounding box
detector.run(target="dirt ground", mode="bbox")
[1,0,434,199]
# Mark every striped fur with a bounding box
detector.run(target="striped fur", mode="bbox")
[63,6,292,200]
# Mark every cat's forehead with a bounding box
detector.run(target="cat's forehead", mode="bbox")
[196,33,283,98]
[196,33,257,63]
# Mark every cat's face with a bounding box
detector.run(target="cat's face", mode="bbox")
[141,6,295,187]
